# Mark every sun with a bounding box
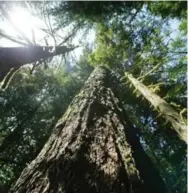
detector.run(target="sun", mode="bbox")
[10,7,36,32]
[7,6,45,43]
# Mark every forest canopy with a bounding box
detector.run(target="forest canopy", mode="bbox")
[0,1,187,193]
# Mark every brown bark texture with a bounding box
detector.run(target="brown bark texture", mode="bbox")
[125,72,187,144]
[12,66,167,193]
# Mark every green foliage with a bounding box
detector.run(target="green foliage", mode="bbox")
[88,23,130,69]
[146,1,187,18]
[53,1,143,24]
[178,19,187,35]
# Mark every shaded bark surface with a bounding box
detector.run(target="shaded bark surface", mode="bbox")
[0,46,74,81]
[125,72,187,144]
[12,66,167,193]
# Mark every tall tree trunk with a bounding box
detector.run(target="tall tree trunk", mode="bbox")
[0,46,75,82]
[12,66,167,193]
[124,72,187,144]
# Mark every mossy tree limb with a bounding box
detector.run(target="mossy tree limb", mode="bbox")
[124,72,187,144]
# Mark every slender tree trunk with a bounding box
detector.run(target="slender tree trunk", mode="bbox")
[0,68,17,89]
[0,46,75,82]
[12,66,167,193]
[124,72,187,144]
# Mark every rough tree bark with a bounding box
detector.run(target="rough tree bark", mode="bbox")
[12,66,167,193]
[124,72,187,144]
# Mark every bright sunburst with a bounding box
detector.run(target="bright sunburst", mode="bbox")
[10,7,41,33]
[0,4,94,59]
[1,6,46,46]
